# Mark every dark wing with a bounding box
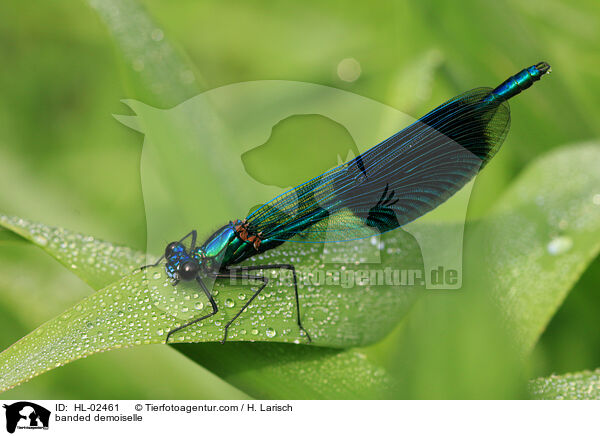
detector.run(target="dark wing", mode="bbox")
[246,87,510,243]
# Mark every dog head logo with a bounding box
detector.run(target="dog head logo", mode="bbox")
[3,402,50,433]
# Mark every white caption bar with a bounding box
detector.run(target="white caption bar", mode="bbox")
[0,400,595,435]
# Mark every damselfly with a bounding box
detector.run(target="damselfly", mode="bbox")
[143,62,551,344]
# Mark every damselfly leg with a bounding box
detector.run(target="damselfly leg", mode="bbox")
[216,264,311,344]
[164,264,311,344]
[165,274,217,343]
[208,270,268,344]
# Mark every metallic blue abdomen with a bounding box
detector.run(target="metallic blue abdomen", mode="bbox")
[490,62,551,101]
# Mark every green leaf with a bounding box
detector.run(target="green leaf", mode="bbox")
[0,215,145,290]
[86,0,205,107]
[176,343,397,399]
[0,214,417,396]
[530,369,600,400]
[471,143,600,354]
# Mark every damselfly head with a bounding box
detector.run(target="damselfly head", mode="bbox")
[165,241,185,259]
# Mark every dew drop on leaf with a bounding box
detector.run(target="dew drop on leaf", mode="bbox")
[547,236,573,255]
[32,235,48,246]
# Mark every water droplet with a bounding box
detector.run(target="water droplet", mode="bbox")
[194,302,204,310]
[225,298,235,308]
[153,272,162,280]
[156,329,164,336]
[547,236,573,255]
[32,235,48,246]
[265,328,276,338]
[238,293,246,300]
[337,58,361,82]
[593,194,600,205]
[151,28,164,42]
[309,307,329,325]
[251,329,259,335]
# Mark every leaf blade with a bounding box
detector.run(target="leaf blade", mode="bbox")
[474,143,600,353]
[530,369,600,400]
[0,214,416,397]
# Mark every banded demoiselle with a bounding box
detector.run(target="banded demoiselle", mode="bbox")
[143,61,552,344]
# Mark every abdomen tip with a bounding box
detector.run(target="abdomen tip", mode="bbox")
[535,61,552,74]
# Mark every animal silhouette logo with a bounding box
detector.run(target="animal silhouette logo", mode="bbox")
[2,402,50,433]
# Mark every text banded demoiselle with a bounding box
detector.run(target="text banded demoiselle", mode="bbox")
[143,61,552,344]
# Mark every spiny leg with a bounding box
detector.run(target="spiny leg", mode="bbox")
[225,264,311,343]
[140,230,198,270]
[209,271,268,344]
[165,275,217,344]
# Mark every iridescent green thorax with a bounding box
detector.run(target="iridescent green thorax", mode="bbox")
[196,220,267,268]
[490,61,551,101]
[219,232,287,266]
[202,224,238,258]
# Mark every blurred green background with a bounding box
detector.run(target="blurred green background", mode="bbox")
[0,0,599,399]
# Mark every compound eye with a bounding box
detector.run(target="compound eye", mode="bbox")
[179,261,200,281]
[165,241,180,258]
